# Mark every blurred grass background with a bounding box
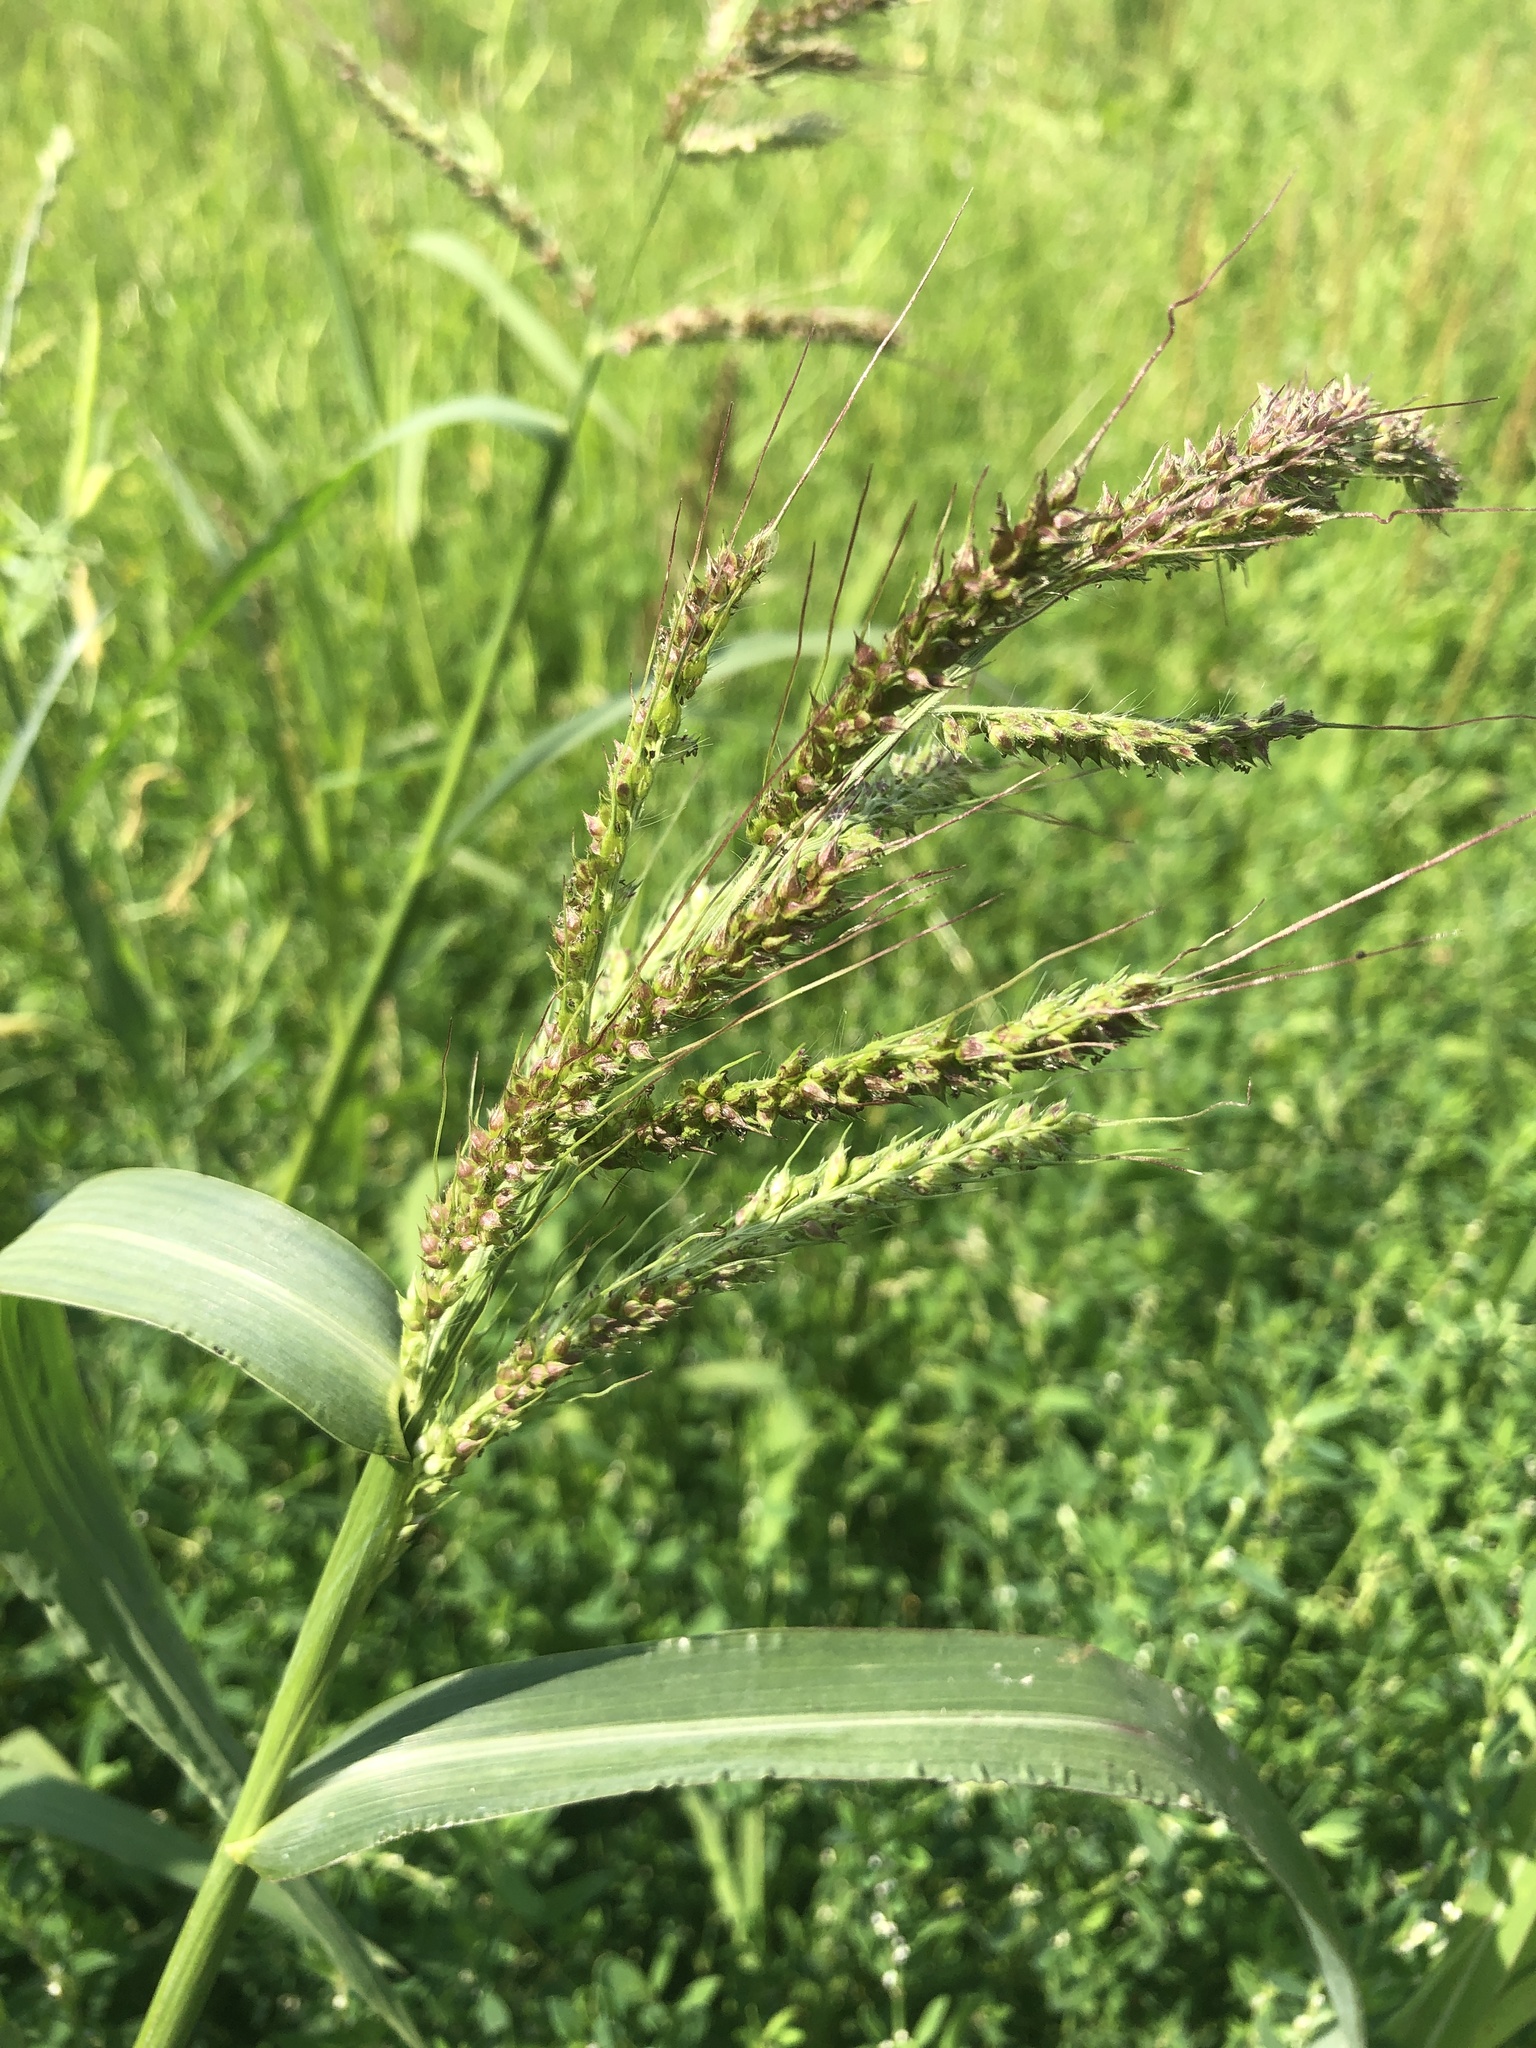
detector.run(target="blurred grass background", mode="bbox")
[4,0,1536,2042]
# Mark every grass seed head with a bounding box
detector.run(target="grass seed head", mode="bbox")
[749,380,1459,843]
[608,304,898,356]
[676,112,845,160]
[549,528,777,1042]
[946,702,1322,775]
[664,0,899,143]
[431,1092,1086,1470]
[404,366,1460,1482]
[325,37,592,306]
[624,970,1169,1155]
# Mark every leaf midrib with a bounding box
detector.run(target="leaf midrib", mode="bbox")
[327,1706,1170,1780]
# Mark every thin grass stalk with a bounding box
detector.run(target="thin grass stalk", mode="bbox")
[130,1455,413,2048]
[0,125,74,398]
[270,359,599,1204]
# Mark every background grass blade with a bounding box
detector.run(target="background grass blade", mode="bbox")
[1,1727,218,1894]
[0,1298,247,1806]
[50,390,567,843]
[0,1729,417,2033]
[443,632,861,852]
[0,1303,421,2043]
[1385,1763,1536,2048]
[244,1628,1363,2045]
[0,1727,311,1937]
[701,625,861,685]
[0,639,158,1083]
[137,394,566,705]
[0,607,112,827]
[409,229,635,447]
[442,690,633,851]
[1467,1972,1536,2048]
[271,354,600,1204]
[0,1170,406,1453]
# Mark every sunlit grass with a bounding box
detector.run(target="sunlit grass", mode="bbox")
[3,0,1536,2041]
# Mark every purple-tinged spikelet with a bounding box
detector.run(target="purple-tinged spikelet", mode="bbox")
[749,381,1457,842]
[623,972,1168,1155]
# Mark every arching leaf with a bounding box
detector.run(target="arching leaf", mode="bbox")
[0,1169,406,1454]
[410,230,634,447]
[242,1628,1362,2045]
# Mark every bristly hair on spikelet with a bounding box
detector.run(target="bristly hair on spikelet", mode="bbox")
[397,361,1461,1498]
[748,379,1458,844]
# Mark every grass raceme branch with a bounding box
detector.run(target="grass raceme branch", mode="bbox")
[942,700,1322,775]
[749,378,1457,842]
[624,969,1170,1154]
[663,0,900,143]
[442,1094,1089,1462]
[324,37,592,306]
[607,303,898,354]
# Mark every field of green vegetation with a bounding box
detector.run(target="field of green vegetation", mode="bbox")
[5,0,1536,2042]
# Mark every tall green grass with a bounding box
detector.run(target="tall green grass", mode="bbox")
[3,1,1536,2042]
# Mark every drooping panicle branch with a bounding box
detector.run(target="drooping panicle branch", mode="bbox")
[438,1094,1088,1461]
[625,970,1169,1154]
[608,304,898,356]
[324,38,592,307]
[944,701,1321,775]
[749,379,1458,843]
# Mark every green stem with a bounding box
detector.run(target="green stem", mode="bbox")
[271,363,599,1206]
[132,1453,413,2048]
[269,134,683,1207]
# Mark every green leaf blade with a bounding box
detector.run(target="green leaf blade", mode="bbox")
[0,1302,421,2043]
[0,1295,248,1806]
[1385,1846,1536,2048]
[0,609,113,829]
[247,0,380,427]
[246,1628,1361,2045]
[0,1169,405,1454]
[1,1767,217,1903]
[106,391,570,734]
[409,229,634,447]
